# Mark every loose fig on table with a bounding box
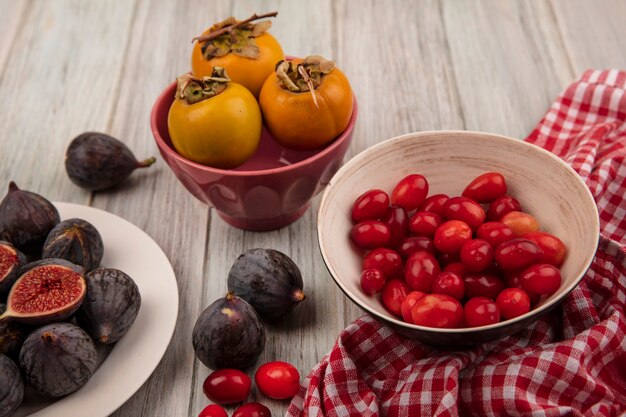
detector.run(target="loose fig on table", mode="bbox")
[65,132,156,191]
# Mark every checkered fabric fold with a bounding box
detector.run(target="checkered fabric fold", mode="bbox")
[286,70,626,417]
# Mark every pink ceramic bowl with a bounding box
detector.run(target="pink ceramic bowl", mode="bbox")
[150,81,357,231]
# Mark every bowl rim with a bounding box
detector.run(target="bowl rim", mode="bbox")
[150,81,358,177]
[317,130,600,334]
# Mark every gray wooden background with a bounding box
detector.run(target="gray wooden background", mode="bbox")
[0,1,624,416]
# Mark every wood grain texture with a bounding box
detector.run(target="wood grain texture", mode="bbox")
[0,0,136,201]
[1,1,626,416]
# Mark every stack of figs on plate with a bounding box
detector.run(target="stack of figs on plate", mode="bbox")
[0,182,142,416]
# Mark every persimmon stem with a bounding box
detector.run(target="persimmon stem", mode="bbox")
[298,65,319,109]
[192,11,278,43]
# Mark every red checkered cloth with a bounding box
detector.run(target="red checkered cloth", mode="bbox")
[286,69,626,417]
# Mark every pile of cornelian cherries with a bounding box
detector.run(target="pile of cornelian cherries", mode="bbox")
[168,11,354,170]
[350,172,567,329]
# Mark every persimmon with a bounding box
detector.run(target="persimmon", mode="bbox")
[259,55,354,151]
[191,12,284,98]
[167,68,262,169]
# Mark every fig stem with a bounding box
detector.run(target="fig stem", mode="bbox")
[8,181,18,192]
[293,289,306,302]
[192,11,278,43]
[226,291,235,301]
[137,157,156,168]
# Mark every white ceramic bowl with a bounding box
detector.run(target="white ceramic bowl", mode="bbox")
[318,131,599,345]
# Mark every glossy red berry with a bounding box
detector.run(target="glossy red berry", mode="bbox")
[351,189,390,223]
[486,195,522,221]
[350,221,391,249]
[381,205,409,248]
[431,272,465,300]
[405,251,441,292]
[500,211,540,237]
[410,294,464,328]
[519,263,562,295]
[443,262,467,277]
[233,402,272,417]
[464,273,504,300]
[363,248,403,280]
[255,361,300,400]
[523,231,567,267]
[409,211,443,237]
[464,297,500,327]
[477,222,515,248]
[462,172,507,203]
[400,291,426,323]
[433,220,472,253]
[203,369,251,405]
[199,404,229,417]
[419,194,449,217]
[443,196,486,230]
[397,236,434,259]
[391,174,429,211]
[494,238,543,271]
[460,239,494,272]
[496,288,531,320]
[381,279,409,317]
[360,268,386,295]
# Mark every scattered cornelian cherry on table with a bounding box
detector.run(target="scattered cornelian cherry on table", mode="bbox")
[233,402,272,417]
[255,361,301,400]
[203,369,251,405]
[198,404,228,417]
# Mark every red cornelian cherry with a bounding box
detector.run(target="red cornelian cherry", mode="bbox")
[500,211,540,237]
[233,403,272,417]
[363,248,403,280]
[443,196,486,230]
[494,238,543,271]
[434,220,472,253]
[462,172,507,203]
[409,211,443,237]
[419,194,449,217]
[405,250,441,292]
[397,236,434,259]
[460,239,494,272]
[477,222,515,248]
[431,272,465,300]
[464,273,505,300]
[496,288,531,320]
[464,297,500,327]
[255,361,300,400]
[360,268,386,295]
[199,404,228,417]
[351,189,390,223]
[520,263,562,295]
[381,279,409,316]
[400,291,426,323]
[486,195,522,221]
[350,221,391,249]
[391,174,429,211]
[443,262,467,277]
[203,369,251,405]
[523,231,567,267]
[381,205,409,248]
[411,294,463,328]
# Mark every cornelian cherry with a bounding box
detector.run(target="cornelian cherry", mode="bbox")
[462,172,507,203]
[464,297,500,327]
[381,205,409,248]
[409,211,443,237]
[391,174,429,211]
[360,268,386,295]
[434,220,472,253]
[431,272,465,300]
[460,239,494,272]
[501,211,540,236]
[400,291,426,323]
[443,197,486,230]
[351,189,389,223]
[381,279,408,316]
[199,405,228,417]
[203,369,251,405]
[419,194,449,217]
[494,238,543,270]
[397,236,434,259]
[443,262,467,277]
[405,251,441,292]
[464,273,504,299]
[496,288,531,319]
[350,221,390,249]
[363,248,403,280]
[255,361,300,400]
[486,195,522,221]
[520,263,561,295]
[233,403,272,417]
[523,231,566,267]
[477,222,515,248]
[411,294,463,328]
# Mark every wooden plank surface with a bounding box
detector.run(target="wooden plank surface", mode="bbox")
[1,1,625,416]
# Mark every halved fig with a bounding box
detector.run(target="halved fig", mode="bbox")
[0,259,86,325]
[0,241,26,297]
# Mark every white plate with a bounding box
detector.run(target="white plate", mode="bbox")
[13,202,179,417]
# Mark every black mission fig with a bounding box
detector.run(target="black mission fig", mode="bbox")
[0,259,86,325]
[227,248,305,320]
[65,132,156,191]
[0,304,27,361]
[0,182,60,256]
[75,268,141,344]
[19,322,97,397]
[0,241,26,298]
[192,292,265,370]
[0,353,24,417]
[42,218,104,272]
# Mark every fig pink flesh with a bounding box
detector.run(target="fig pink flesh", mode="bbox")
[0,245,18,282]
[9,266,85,313]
